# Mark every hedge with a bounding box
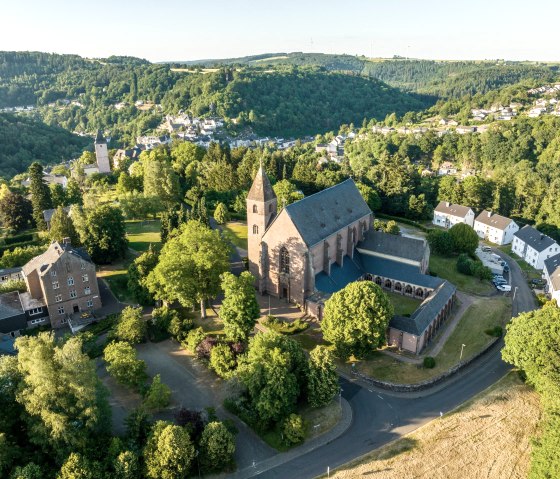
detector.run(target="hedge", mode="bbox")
[375,212,431,233]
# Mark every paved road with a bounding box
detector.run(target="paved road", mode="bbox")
[256,249,537,479]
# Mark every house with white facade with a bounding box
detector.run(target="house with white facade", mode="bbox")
[433,202,475,228]
[512,225,560,270]
[544,253,560,305]
[474,211,519,245]
[437,161,457,176]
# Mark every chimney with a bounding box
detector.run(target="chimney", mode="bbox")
[487,211,492,217]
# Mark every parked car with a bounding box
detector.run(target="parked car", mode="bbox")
[503,265,510,273]
[493,275,505,281]
[481,246,492,252]
[493,278,508,286]
[497,284,512,292]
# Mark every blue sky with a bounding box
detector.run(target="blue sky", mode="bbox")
[2,0,559,62]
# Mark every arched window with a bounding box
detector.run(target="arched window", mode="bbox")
[253,225,259,234]
[280,247,290,274]
[253,204,258,213]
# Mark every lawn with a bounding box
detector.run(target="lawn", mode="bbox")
[222,221,248,250]
[96,254,135,304]
[385,291,422,316]
[345,296,511,384]
[322,373,539,479]
[125,220,161,253]
[429,253,494,295]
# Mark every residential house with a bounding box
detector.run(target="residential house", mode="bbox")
[474,211,519,245]
[511,225,560,270]
[437,161,457,176]
[113,147,142,170]
[432,201,475,228]
[21,240,102,330]
[0,267,23,284]
[543,253,560,305]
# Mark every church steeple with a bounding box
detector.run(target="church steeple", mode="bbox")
[247,164,276,204]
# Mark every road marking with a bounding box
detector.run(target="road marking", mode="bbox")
[377,394,384,400]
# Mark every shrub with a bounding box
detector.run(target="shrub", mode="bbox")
[168,315,194,341]
[263,316,309,335]
[196,336,219,360]
[210,343,237,378]
[143,374,172,412]
[456,253,474,275]
[183,327,206,353]
[423,356,436,368]
[282,413,305,445]
[0,279,26,294]
[175,408,204,441]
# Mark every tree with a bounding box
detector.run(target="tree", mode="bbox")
[104,341,147,390]
[356,182,381,212]
[219,271,260,341]
[448,223,479,255]
[127,245,159,305]
[78,205,128,264]
[15,333,110,462]
[57,452,100,479]
[113,450,140,479]
[66,179,83,206]
[143,374,171,412]
[408,194,431,219]
[28,162,52,230]
[0,192,33,232]
[427,229,454,256]
[209,343,237,379]
[199,422,235,472]
[273,179,304,210]
[282,413,305,445]
[238,331,308,425]
[115,306,147,344]
[9,462,43,479]
[213,202,229,225]
[49,206,80,245]
[383,220,400,235]
[144,421,195,479]
[143,157,180,207]
[50,183,66,208]
[147,221,230,318]
[307,346,339,408]
[322,281,394,358]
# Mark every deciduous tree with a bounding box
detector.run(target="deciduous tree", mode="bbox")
[0,192,32,232]
[306,346,339,408]
[104,341,147,391]
[219,271,260,341]
[199,422,235,472]
[49,206,80,245]
[115,306,147,344]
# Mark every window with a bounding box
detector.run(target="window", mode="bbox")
[280,247,290,274]
[252,225,259,235]
[50,270,57,277]
[52,281,60,289]
[29,307,43,316]
[81,262,86,270]
[253,204,258,213]
[82,274,89,283]
[84,287,91,295]
[55,294,62,303]
[69,290,77,299]
[60,317,67,324]
[30,318,45,325]
[57,306,65,315]
[86,299,94,308]
[67,276,74,286]
[1,275,7,282]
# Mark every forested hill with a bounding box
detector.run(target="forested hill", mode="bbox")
[0,113,89,178]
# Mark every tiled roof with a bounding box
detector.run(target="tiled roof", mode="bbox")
[475,210,515,230]
[358,230,427,263]
[514,225,558,253]
[284,179,371,247]
[247,166,276,203]
[434,201,473,217]
[544,253,560,292]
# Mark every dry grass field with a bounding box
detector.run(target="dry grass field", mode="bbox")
[326,373,540,479]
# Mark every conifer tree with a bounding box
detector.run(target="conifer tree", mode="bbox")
[28,162,52,230]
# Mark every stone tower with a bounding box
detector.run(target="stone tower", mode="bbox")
[246,165,277,291]
[94,130,111,173]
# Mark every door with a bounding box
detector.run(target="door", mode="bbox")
[73,305,79,313]
[282,287,288,299]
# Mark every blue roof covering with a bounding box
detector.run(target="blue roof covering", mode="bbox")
[315,255,363,294]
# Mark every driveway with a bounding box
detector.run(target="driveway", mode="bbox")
[136,340,276,469]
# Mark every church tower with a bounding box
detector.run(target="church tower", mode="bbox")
[94,130,111,173]
[247,165,277,290]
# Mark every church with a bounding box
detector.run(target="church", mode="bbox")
[246,166,456,354]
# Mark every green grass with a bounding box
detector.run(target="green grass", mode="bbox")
[125,220,161,253]
[97,254,135,303]
[222,221,248,250]
[429,253,493,295]
[499,245,542,281]
[386,291,422,316]
[346,296,511,384]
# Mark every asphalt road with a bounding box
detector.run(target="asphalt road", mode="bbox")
[258,249,537,479]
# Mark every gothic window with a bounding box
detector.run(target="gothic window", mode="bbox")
[253,224,259,234]
[253,204,258,213]
[280,247,290,274]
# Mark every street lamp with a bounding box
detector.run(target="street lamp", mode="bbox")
[460,343,466,361]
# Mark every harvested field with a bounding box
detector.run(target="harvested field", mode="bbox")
[326,373,540,479]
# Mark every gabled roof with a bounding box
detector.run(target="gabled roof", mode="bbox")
[434,201,473,218]
[0,267,22,276]
[544,253,560,292]
[475,210,515,230]
[358,230,427,263]
[514,225,558,253]
[284,179,371,247]
[247,166,276,203]
[22,241,92,277]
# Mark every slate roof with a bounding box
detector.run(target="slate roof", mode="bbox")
[95,130,106,144]
[247,166,276,203]
[389,280,456,335]
[314,255,363,294]
[21,241,92,277]
[544,253,560,292]
[434,201,473,217]
[284,179,371,247]
[358,230,427,263]
[0,267,22,277]
[0,292,23,321]
[475,210,514,230]
[514,225,558,253]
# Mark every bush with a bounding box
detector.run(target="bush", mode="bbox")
[168,315,194,342]
[183,327,206,353]
[428,229,454,256]
[0,279,26,294]
[484,326,503,337]
[282,413,305,445]
[456,253,474,275]
[263,316,309,335]
[196,336,219,360]
[423,356,436,368]
[210,343,237,378]
[143,374,171,412]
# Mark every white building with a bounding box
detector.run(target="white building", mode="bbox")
[512,225,560,270]
[437,161,457,176]
[433,202,475,228]
[474,211,519,245]
[94,131,111,173]
[544,253,560,305]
